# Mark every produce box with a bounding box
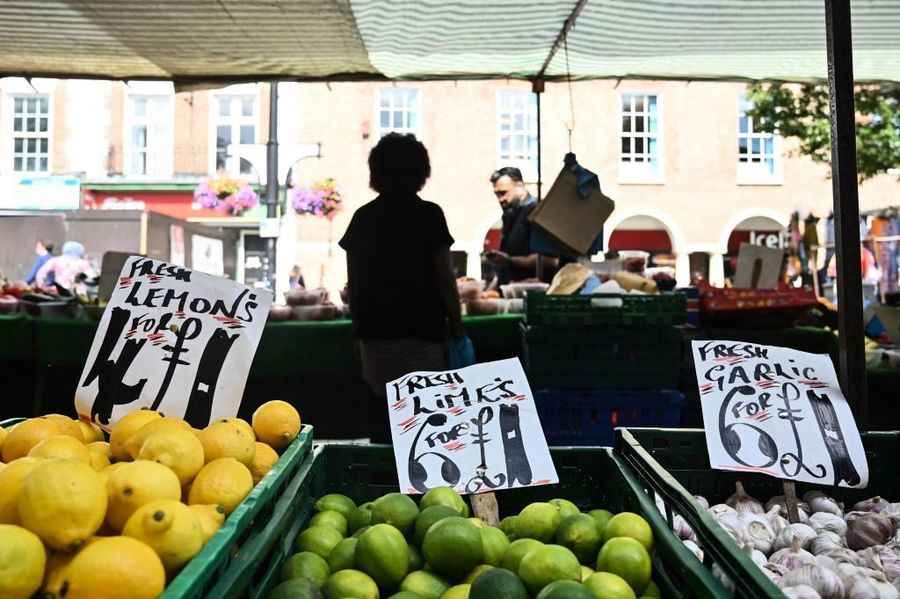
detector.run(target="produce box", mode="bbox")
[248,443,729,599]
[615,427,900,598]
[521,323,683,390]
[534,389,684,446]
[0,417,314,599]
[525,292,687,327]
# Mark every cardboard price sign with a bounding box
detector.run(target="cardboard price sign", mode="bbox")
[386,358,558,495]
[692,340,868,488]
[75,256,271,430]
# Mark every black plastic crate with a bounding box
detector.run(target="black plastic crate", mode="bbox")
[525,293,686,327]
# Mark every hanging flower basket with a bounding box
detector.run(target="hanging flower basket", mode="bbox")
[194,177,259,217]
[289,178,343,221]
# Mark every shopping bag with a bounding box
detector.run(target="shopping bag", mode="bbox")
[448,336,476,369]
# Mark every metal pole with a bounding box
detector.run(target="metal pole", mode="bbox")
[824,0,868,428]
[533,79,544,281]
[265,81,279,293]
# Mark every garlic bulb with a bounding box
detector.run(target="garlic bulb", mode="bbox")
[824,547,863,567]
[857,546,900,582]
[803,491,844,517]
[710,503,737,518]
[762,565,784,585]
[780,564,845,599]
[727,481,764,514]
[808,512,848,537]
[846,513,894,550]
[768,505,790,534]
[854,496,891,514]
[694,495,710,510]
[770,537,817,570]
[781,585,823,599]
[673,514,696,541]
[848,577,899,599]
[713,563,735,594]
[742,542,768,569]
[715,510,746,542]
[809,532,843,556]
[767,495,812,522]
[816,554,836,572]
[683,539,703,562]
[740,512,776,554]
[774,523,818,552]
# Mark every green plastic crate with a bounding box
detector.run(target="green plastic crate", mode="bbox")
[615,427,900,598]
[245,443,729,599]
[525,293,687,327]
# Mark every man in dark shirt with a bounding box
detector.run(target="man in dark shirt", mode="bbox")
[486,166,558,284]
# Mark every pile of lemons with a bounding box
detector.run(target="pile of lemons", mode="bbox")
[0,400,301,599]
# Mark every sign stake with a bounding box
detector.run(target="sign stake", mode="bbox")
[783,481,801,523]
[471,492,500,527]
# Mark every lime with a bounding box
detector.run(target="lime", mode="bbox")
[281,551,330,586]
[537,580,595,599]
[400,570,450,599]
[583,572,636,599]
[389,593,424,599]
[349,502,375,533]
[581,566,595,582]
[441,584,470,599]
[415,505,459,546]
[469,567,527,599]
[315,494,356,520]
[296,526,344,560]
[602,513,653,552]
[310,510,349,536]
[268,577,323,599]
[587,510,613,539]
[409,543,424,571]
[501,538,543,573]
[518,503,562,542]
[323,569,379,599]
[420,487,469,517]
[518,544,581,594]
[499,516,518,541]
[595,537,651,595]
[357,523,410,589]
[353,526,371,538]
[327,537,358,572]
[422,516,484,580]
[556,514,601,564]
[549,499,581,520]
[642,581,661,598]
[373,493,420,535]
[463,564,494,584]
[480,526,510,566]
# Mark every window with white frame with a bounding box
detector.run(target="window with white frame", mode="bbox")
[213,94,257,176]
[12,95,50,173]
[497,90,538,180]
[126,95,172,177]
[377,88,420,137]
[619,93,661,182]
[738,96,781,184]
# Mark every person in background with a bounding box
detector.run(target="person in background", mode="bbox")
[288,265,305,289]
[340,133,463,443]
[25,240,54,285]
[35,241,96,291]
[485,166,558,285]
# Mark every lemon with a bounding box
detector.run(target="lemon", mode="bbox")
[0,426,7,455]
[0,524,46,599]
[42,548,78,596]
[137,427,205,485]
[218,416,255,440]
[2,417,62,462]
[59,535,165,599]
[28,435,92,464]
[123,499,204,573]
[106,460,182,532]
[87,446,111,472]
[252,400,301,449]
[43,414,86,443]
[250,441,279,484]
[197,421,256,466]
[124,417,192,460]
[189,503,226,544]
[18,459,107,551]
[109,410,162,462]
[0,457,43,524]
[89,440,111,456]
[188,457,253,514]
[77,420,105,443]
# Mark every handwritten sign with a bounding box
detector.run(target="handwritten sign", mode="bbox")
[75,256,271,430]
[386,358,558,495]
[692,340,868,488]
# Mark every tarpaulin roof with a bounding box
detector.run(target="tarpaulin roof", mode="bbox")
[1,0,898,83]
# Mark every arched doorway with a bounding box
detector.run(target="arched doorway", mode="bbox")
[722,215,787,283]
[608,215,675,272]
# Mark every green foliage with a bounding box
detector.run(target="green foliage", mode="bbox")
[745,82,900,182]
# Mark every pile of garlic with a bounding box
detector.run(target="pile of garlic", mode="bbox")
[667,483,900,598]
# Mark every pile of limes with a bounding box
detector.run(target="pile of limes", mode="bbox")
[272,487,660,599]
[0,400,302,599]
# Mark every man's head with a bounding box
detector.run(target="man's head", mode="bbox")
[490,167,528,210]
[35,240,53,255]
[368,133,431,195]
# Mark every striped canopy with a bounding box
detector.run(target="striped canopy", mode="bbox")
[0,0,898,83]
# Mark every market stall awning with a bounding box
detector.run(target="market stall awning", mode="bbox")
[1,0,898,83]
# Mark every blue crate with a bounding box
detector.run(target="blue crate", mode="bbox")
[534,389,684,446]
